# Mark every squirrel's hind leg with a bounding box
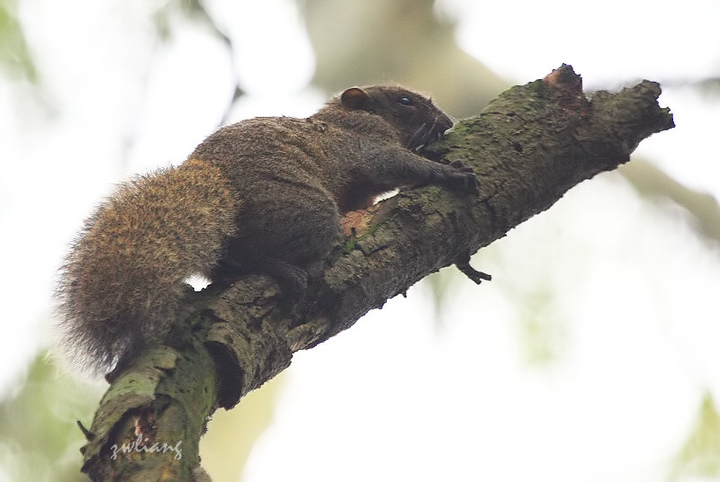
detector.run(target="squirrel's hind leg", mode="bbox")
[211,182,341,297]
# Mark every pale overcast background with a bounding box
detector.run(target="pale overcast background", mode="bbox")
[1,0,719,481]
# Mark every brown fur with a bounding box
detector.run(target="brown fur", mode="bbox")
[57,86,477,374]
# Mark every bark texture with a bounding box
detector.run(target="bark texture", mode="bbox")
[79,65,674,480]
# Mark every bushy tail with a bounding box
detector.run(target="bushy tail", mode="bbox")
[56,159,238,374]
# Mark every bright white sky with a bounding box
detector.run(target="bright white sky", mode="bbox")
[1,0,719,481]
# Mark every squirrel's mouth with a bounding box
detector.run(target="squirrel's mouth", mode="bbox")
[406,115,453,151]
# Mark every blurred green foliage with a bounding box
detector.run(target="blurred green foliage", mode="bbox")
[0,355,102,482]
[672,393,720,480]
[0,0,36,82]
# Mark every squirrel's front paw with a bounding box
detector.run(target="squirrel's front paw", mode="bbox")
[446,161,479,194]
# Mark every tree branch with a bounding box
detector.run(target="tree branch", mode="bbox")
[78,65,674,480]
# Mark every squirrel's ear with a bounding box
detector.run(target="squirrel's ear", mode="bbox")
[340,87,369,110]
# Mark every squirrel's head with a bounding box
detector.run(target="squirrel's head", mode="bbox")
[339,86,454,150]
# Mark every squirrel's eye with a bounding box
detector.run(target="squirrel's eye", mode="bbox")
[397,96,414,106]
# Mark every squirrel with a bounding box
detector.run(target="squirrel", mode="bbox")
[57,86,479,375]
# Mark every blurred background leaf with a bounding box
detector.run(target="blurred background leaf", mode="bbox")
[672,393,720,480]
[0,355,101,482]
[0,0,36,82]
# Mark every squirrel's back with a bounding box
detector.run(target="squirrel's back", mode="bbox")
[58,159,238,373]
[57,86,467,375]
